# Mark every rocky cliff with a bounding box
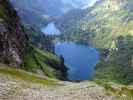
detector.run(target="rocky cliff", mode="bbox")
[0,0,28,67]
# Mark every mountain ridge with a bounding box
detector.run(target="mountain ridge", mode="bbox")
[56,0,133,48]
[55,0,133,85]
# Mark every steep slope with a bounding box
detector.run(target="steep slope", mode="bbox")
[9,0,79,27]
[10,0,53,28]
[0,0,67,80]
[10,0,98,17]
[10,0,64,16]
[81,0,133,48]
[23,26,55,52]
[96,36,133,84]
[56,8,86,34]
[81,0,133,84]
[10,0,99,28]
[0,0,28,67]
[55,8,91,43]
[57,0,133,48]
[0,1,132,99]
[56,0,133,84]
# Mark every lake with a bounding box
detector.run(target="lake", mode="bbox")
[55,42,100,81]
[41,22,61,35]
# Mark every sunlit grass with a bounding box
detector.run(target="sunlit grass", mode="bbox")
[24,45,61,79]
[95,80,133,100]
[0,64,59,86]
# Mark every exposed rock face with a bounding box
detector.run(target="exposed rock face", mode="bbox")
[0,0,27,67]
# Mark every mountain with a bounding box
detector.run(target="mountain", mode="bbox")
[0,1,133,100]
[10,0,64,16]
[56,0,133,84]
[81,0,133,84]
[56,8,86,34]
[55,8,90,43]
[57,0,133,48]
[62,0,99,9]
[80,0,133,48]
[10,0,53,28]
[10,0,99,16]
[9,0,99,28]
[9,0,75,27]
[96,35,133,84]
[0,0,67,80]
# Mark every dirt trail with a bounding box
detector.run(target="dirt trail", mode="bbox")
[0,74,117,100]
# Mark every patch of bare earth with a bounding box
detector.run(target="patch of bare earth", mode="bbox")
[0,74,117,100]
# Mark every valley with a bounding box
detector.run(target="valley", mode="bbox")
[0,0,133,100]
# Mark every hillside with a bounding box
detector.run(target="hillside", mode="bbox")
[57,0,133,48]
[56,0,133,84]
[0,0,27,67]
[80,0,133,48]
[84,0,133,84]
[10,0,55,28]
[9,0,89,28]
[0,0,67,80]
[96,36,133,84]
[10,0,99,28]
[0,0,133,100]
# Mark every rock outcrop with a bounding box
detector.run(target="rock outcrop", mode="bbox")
[0,0,28,67]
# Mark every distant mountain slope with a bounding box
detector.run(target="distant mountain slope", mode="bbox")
[57,0,133,48]
[81,0,133,48]
[96,35,133,84]
[10,0,99,28]
[10,0,99,16]
[10,0,53,28]
[56,0,133,84]
[9,0,82,27]
[10,0,64,16]
[56,8,86,34]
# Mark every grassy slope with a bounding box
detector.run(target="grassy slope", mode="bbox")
[81,0,133,48]
[0,64,132,100]
[95,36,133,84]
[0,2,8,20]
[0,64,59,86]
[95,79,133,100]
[24,45,62,79]
[0,0,65,80]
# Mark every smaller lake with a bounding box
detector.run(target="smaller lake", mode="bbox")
[55,42,100,81]
[41,22,61,35]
